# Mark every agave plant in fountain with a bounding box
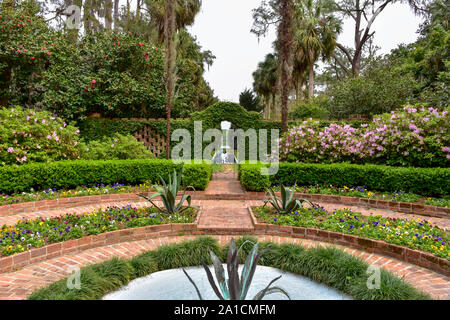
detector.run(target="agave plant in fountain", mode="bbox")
[182,238,290,300]
[138,169,199,214]
[264,184,313,215]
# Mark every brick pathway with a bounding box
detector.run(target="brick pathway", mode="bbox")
[0,170,449,300]
[0,234,448,300]
[198,170,253,232]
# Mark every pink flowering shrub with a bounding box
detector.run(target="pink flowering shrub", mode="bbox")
[0,106,82,165]
[280,106,450,167]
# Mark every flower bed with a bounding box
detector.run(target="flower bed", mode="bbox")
[252,206,449,260]
[0,182,155,206]
[0,205,197,256]
[271,184,449,208]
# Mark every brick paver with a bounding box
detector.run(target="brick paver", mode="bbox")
[199,170,253,231]
[0,235,448,300]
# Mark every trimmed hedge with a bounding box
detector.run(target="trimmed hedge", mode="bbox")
[0,159,212,193]
[181,162,212,191]
[238,163,270,191]
[239,162,450,196]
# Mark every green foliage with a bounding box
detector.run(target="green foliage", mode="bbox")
[0,106,82,165]
[238,163,270,192]
[239,162,450,196]
[28,237,430,300]
[0,159,212,193]
[264,185,313,214]
[289,96,331,119]
[192,101,262,129]
[239,89,264,113]
[80,133,153,160]
[0,1,216,120]
[181,162,212,190]
[184,238,290,300]
[138,169,199,214]
[327,57,418,118]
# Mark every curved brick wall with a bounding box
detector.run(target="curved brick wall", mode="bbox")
[1,220,448,277]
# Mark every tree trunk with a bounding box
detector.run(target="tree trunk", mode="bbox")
[278,0,294,132]
[136,0,141,22]
[308,61,314,99]
[165,0,177,159]
[0,62,11,107]
[105,0,113,29]
[114,0,119,29]
[83,0,92,34]
[296,74,303,103]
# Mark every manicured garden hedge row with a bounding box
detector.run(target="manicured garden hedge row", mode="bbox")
[0,159,212,193]
[239,162,450,196]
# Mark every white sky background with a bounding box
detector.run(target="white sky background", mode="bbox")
[188,1,425,102]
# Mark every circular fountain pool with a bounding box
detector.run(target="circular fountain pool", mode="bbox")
[103,265,351,300]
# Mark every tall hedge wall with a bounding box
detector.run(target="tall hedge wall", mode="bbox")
[77,102,368,160]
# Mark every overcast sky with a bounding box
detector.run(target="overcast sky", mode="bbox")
[188,0,424,103]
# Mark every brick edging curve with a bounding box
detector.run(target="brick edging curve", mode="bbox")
[1,221,448,277]
[1,191,448,218]
[246,207,449,277]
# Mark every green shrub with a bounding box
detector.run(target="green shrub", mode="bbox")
[0,106,82,165]
[238,163,270,192]
[0,159,212,193]
[289,96,331,119]
[181,162,212,190]
[81,133,153,160]
[239,162,450,196]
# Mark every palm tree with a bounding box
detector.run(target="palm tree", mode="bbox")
[278,0,294,132]
[144,0,202,159]
[294,0,340,99]
[253,53,279,119]
[145,0,202,43]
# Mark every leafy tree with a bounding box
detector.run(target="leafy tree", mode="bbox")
[239,89,264,113]
[332,0,428,76]
[327,56,418,118]
[294,0,340,99]
[252,53,279,119]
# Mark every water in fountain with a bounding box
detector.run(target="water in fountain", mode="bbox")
[103,265,352,300]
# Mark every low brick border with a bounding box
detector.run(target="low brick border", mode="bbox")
[1,191,448,218]
[1,216,448,277]
[245,192,449,218]
[0,223,199,274]
[247,207,450,277]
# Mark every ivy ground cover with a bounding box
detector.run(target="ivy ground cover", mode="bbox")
[253,206,449,260]
[0,205,196,256]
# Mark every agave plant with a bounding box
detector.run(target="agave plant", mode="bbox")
[182,238,290,300]
[264,184,313,215]
[138,169,199,214]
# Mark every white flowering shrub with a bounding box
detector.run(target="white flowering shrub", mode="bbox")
[0,106,82,165]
